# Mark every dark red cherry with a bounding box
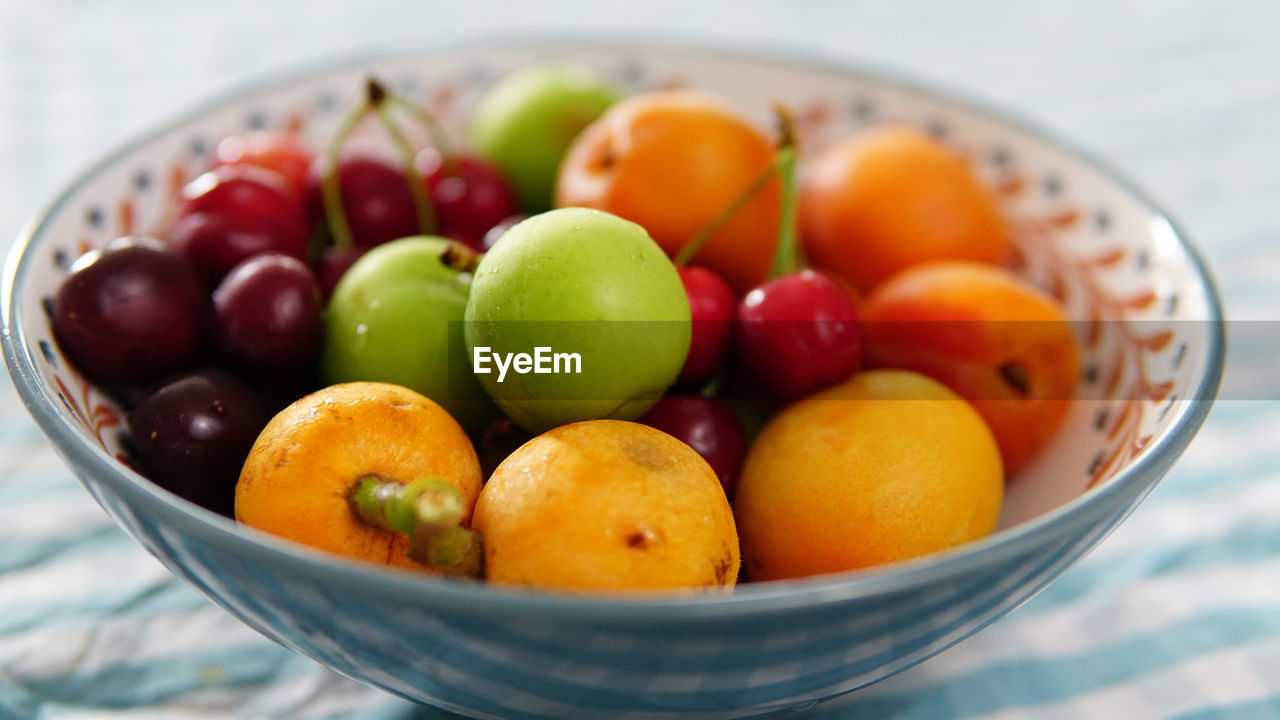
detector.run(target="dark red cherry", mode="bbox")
[52,237,207,388]
[128,368,267,516]
[212,254,323,377]
[640,394,746,496]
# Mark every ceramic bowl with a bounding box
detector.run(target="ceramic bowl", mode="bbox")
[1,40,1224,719]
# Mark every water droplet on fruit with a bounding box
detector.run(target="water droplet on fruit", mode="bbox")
[211,400,228,416]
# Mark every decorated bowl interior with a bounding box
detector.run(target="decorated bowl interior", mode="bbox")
[4,41,1221,589]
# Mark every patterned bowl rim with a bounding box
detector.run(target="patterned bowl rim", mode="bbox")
[1,36,1225,622]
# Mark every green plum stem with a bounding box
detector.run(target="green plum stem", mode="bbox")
[767,103,803,280]
[440,241,482,274]
[374,101,438,236]
[321,95,372,250]
[347,475,483,578]
[673,157,779,268]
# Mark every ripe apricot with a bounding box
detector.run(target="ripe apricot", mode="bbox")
[555,90,780,292]
[473,420,739,592]
[235,382,482,571]
[799,124,1012,294]
[863,261,1080,474]
[735,370,1003,581]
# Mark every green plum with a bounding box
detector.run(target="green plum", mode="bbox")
[464,208,690,433]
[323,236,497,434]
[469,65,619,212]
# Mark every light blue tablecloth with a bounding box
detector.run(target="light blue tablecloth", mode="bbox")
[3,2,1278,718]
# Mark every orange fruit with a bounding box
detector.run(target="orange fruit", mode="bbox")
[473,419,739,592]
[800,124,1012,295]
[555,90,780,292]
[863,261,1080,474]
[235,382,482,571]
[735,370,1003,581]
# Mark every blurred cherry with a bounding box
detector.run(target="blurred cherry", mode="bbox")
[640,394,746,496]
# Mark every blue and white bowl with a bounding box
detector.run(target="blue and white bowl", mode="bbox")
[1,40,1224,719]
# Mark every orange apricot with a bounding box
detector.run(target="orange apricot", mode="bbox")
[735,370,1003,581]
[862,261,1080,474]
[235,382,482,571]
[555,90,780,292]
[473,420,739,592]
[213,131,313,193]
[799,124,1012,295]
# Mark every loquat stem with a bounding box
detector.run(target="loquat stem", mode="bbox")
[348,475,483,578]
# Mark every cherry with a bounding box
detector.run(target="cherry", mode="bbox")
[128,368,267,516]
[735,269,863,399]
[52,237,207,388]
[213,254,323,377]
[733,106,863,400]
[311,80,439,253]
[315,245,367,299]
[213,132,313,193]
[640,394,746,496]
[318,157,422,248]
[416,149,519,249]
[181,164,304,231]
[172,211,301,290]
[677,265,736,385]
[482,213,527,251]
[175,165,308,286]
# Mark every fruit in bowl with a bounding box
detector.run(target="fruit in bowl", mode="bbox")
[2,42,1222,720]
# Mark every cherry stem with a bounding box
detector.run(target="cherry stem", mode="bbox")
[320,96,372,250]
[389,95,457,160]
[673,102,801,270]
[768,103,802,279]
[373,101,438,236]
[348,475,483,578]
[674,158,779,267]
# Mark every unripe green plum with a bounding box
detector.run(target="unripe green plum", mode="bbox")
[465,208,690,433]
[469,65,618,212]
[323,237,497,434]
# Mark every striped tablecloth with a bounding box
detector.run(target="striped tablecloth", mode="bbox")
[3,1,1278,718]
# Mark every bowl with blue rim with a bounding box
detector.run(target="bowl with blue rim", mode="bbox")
[2,39,1224,719]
